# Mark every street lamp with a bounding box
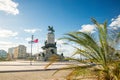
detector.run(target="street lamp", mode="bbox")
[30,35,34,65]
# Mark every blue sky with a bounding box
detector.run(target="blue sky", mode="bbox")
[0,0,120,56]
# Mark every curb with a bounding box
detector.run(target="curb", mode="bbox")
[0,68,59,73]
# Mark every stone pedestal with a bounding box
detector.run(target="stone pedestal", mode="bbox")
[40,26,64,61]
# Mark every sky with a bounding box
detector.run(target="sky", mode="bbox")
[0,0,120,57]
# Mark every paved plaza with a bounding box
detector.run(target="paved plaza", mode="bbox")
[0,60,74,72]
[0,61,73,80]
[0,61,96,80]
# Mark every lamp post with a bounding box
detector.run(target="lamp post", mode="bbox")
[30,35,34,65]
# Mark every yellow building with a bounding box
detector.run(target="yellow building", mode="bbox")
[13,45,26,59]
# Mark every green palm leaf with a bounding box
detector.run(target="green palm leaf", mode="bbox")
[46,18,120,80]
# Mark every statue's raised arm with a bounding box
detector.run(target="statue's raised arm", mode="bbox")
[48,26,55,33]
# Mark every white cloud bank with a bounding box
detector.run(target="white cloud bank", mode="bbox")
[79,15,120,33]
[0,28,18,38]
[56,25,96,57]
[56,39,75,57]
[79,24,96,33]
[0,41,18,52]
[109,15,120,30]
[0,0,19,15]
[25,37,31,41]
[24,29,42,33]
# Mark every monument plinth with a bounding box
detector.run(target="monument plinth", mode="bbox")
[40,26,64,61]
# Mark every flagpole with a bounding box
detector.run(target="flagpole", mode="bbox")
[30,35,34,65]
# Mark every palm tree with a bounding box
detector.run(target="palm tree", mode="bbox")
[60,18,120,80]
[46,18,120,80]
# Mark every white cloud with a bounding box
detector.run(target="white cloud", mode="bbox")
[0,41,12,45]
[56,39,75,57]
[24,29,42,33]
[109,15,120,28]
[56,39,65,44]
[79,24,96,33]
[14,37,19,39]
[0,41,18,52]
[57,40,86,59]
[0,0,19,15]
[0,28,18,38]
[25,37,31,41]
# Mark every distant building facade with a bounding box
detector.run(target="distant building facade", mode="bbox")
[8,45,27,59]
[0,49,8,58]
[26,53,31,58]
[14,45,26,59]
[8,47,14,59]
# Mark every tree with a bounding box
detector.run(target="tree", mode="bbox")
[61,18,120,80]
[46,18,120,80]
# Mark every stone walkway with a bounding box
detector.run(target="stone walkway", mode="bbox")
[0,61,73,72]
[0,61,97,80]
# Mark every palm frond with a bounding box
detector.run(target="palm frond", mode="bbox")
[45,18,120,80]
